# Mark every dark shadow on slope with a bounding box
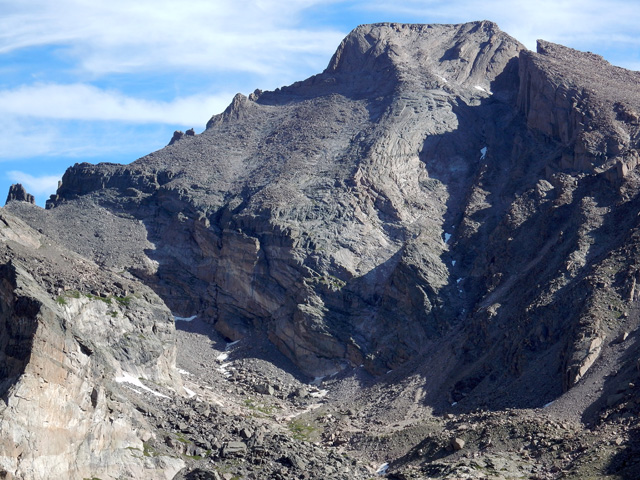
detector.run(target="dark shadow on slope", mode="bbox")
[401,56,640,415]
[600,337,640,478]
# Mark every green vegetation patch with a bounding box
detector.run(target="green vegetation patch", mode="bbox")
[288,418,318,441]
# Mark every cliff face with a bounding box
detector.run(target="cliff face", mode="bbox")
[0,209,184,479]
[518,40,640,179]
[10,21,640,409]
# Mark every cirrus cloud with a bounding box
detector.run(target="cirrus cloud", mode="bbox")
[0,83,234,125]
[0,0,346,78]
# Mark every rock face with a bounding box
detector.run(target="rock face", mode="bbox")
[0,209,184,479]
[5,184,34,205]
[36,21,527,378]
[7,19,640,426]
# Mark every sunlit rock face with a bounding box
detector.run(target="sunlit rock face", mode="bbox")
[0,210,184,479]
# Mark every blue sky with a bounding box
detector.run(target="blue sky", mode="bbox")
[1,0,639,206]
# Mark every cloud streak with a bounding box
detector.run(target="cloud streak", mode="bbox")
[0,0,346,77]
[0,84,234,125]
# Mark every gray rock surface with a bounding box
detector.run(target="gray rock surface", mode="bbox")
[0,209,184,479]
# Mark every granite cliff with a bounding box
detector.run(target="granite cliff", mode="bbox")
[3,21,640,479]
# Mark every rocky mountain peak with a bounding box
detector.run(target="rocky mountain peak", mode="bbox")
[325,21,523,88]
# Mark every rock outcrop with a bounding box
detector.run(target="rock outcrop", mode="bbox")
[5,184,34,205]
[518,40,640,181]
[35,21,527,378]
[0,209,184,479]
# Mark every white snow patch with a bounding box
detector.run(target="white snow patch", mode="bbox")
[456,278,463,284]
[444,233,452,243]
[437,75,448,83]
[115,372,169,398]
[376,462,389,475]
[174,315,197,322]
[217,352,229,362]
[184,386,196,398]
[474,85,493,95]
[178,368,191,376]
[309,389,328,399]
[480,146,487,160]
[451,402,458,406]
[543,400,555,408]
[225,340,241,350]
[451,260,456,266]
[311,376,325,386]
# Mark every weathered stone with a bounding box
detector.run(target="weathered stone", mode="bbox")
[451,437,466,451]
[222,441,247,457]
[0,209,184,479]
[255,383,275,396]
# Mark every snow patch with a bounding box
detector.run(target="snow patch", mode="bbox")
[451,260,456,266]
[115,372,169,398]
[225,340,241,350]
[480,146,487,160]
[309,389,328,399]
[216,352,229,362]
[543,400,555,409]
[474,85,493,95]
[178,368,191,376]
[174,315,197,322]
[456,278,463,284]
[311,376,325,386]
[184,386,196,398]
[444,233,452,243]
[451,401,458,406]
[376,462,389,475]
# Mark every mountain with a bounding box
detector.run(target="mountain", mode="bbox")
[3,21,640,479]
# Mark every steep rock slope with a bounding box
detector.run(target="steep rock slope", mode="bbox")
[9,21,640,417]
[28,21,524,377]
[0,209,184,479]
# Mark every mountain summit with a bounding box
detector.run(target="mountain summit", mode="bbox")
[3,22,640,479]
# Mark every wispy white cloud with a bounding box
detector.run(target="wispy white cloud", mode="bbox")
[0,0,346,77]
[6,171,61,195]
[0,0,348,167]
[0,84,234,125]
